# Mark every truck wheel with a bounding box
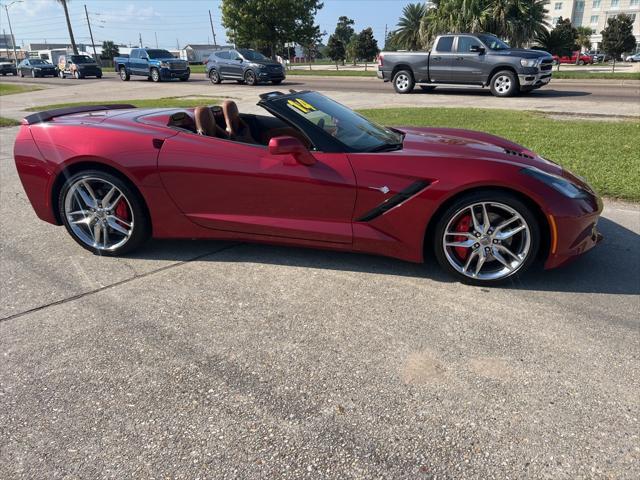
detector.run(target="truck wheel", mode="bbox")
[74,70,82,80]
[58,70,65,79]
[150,68,161,82]
[119,67,130,81]
[393,70,414,94]
[578,59,585,66]
[419,85,436,92]
[489,70,518,97]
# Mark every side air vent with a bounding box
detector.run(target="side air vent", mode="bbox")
[356,180,431,222]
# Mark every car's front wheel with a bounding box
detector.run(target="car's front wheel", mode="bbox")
[489,70,518,97]
[392,69,415,94]
[150,68,161,82]
[244,70,257,86]
[433,191,540,285]
[59,170,150,256]
[119,67,130,81]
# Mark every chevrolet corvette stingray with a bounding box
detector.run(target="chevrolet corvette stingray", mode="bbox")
[14,91,602,284]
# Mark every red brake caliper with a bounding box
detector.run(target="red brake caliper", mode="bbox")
[454,215,472,260]
[114,199,130,225]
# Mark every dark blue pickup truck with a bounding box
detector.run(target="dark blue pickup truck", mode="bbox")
[114,48,190,82]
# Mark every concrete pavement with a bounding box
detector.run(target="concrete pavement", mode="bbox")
[1,73,639,120]
[0,118,639,479]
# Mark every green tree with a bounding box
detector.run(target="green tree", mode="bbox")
[355,27,379,71]
[535,17,577,70]
[575,26,593,52]
[326,35,345,70]
[221,0,323,59]
[56,0,78,54]
[101,40,119,62]
[334,16,355,46]
[601,14,636,72]
[346,34,359,65]
[396,3,427,51]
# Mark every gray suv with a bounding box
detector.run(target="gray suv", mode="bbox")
[206,48,285,86]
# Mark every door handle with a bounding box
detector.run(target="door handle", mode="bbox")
[432,56,441,61]
[456,56,464,61]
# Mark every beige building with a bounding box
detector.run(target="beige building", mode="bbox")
[546,0,640,50]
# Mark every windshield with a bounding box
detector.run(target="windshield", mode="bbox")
[275,92,403,152]
[477,34,511,51]
[71,55,95,64]
[238,49,268,62]
[146,49,174,59]
[30,59,49,65]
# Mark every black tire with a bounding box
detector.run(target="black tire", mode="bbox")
[209,69,221,84]
[59,70,65,79]
[272,79,283,85]
[19,71,24,77]
[1,73,5,76]
[419,85,436,92]
[97,74,102,79]
[74,70,83,80]
[578,60,585,66]
[150,68,161,82]
[432,190,540,286]
[489,70,518,97]
[392,69,415,94]
[119,67,130,81]
[244,70,257,86]
[58,170,150,256]
[31,69,36,78]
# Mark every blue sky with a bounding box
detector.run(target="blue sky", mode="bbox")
[2,0,416,49]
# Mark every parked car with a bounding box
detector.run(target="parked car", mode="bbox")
[114,48,190,82]
[0,61,17,76]
[14,90,602,285]
[377,33,553,96]
[57,54,102,79]
[17,58,57,78]
[551,52,593,65]
[587,51,608,63]
[625,53,640,62]
[206,48,285,85]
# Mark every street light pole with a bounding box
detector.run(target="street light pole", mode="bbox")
[84,5,98,62]
[2,1,21,65]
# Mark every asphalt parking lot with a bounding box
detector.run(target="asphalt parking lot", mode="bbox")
[0,114,639,480]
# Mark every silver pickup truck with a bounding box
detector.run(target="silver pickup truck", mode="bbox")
[377,33,553,97]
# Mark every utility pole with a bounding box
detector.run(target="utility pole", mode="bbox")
[139,33,143,48]
[3,1,20,65]
[208,10,217,46]
[384,24,388,50]
[154,32,158,48]
[84,5,98,61]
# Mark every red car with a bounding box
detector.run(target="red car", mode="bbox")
[14,91,602,285]
[552,52,593,65]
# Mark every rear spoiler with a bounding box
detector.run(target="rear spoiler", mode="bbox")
[23,104,136,125]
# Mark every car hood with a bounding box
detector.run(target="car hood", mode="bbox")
[396,127,562,173]
[247,59,282,67]
[490,48,552,60]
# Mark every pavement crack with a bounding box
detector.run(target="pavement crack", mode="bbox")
[0,243,241,324]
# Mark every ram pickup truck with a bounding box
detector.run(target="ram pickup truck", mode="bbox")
[114,48,190,82]
[377,33,553,96]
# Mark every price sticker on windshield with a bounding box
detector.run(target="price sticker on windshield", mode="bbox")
[287,98,317,114]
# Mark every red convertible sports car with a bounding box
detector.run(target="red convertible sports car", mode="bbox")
[14,91,602,285]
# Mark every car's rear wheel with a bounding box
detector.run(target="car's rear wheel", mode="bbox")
[244,70,257,86]
[433,191,540,285]
[392,69,414,94]
[489,70,518,97]
[578,59,585,65]
[209,69,221,84]
[151,68,161,82]
[59,170,150,256]
[119,67,130,81]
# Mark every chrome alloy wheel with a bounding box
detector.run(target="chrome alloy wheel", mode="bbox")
[442,202,531,281]
[493,75,512,95]
[64,177,134,251]
[395,73,410,92]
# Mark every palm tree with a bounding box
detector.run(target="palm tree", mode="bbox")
[56,0,78,54]
[575,26,593,52]
[396,3,427,51]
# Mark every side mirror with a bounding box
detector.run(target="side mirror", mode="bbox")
[470,45,485,54]
[268,136,315,166]
[236,57,243,62]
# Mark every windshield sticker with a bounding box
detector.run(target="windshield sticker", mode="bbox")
[287,98,317,114]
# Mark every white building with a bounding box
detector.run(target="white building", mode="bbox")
[546,0,640,50]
